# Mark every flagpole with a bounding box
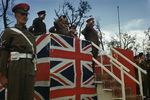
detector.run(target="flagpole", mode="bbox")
[117,6,121,48]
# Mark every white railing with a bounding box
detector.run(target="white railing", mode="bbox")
[111,47,147,97]
[92,42,130,72]
[93,58,122,84]
[92,42,130,100]
[92,42,147,100]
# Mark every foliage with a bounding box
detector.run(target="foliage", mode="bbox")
[107,32,139,50]
[54,0,91,34]
[0,0,14,29]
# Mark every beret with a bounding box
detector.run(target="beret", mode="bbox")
[37,10,46,15]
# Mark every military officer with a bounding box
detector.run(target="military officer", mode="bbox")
[82,18,100,59]
[49,15,70,36]
[31,10,46,36]
[0,3,36,100]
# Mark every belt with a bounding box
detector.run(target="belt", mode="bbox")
[10,52,33,61]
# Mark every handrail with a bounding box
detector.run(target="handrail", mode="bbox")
[111,60,140,84]
[111,47,147,74]
[92,42,127,100]
[111,47,146,97]
[92,42,130,72]
[93,58,122,84]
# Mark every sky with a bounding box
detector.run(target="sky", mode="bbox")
[1,0,150,52]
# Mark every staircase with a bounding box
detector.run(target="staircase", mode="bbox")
[92,42,147,100]
[95,72,142,100]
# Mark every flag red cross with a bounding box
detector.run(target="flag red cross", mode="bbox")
[50,34,96,99]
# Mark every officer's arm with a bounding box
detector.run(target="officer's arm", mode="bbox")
[0,29,11,76]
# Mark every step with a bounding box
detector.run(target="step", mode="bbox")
[94,81,103,84]
[95,71,113,81]
[112,97,123,100]
[97,84,113,100]
[103,88,112,92]
[112,87,132,98]
[112,95,142,100]
[103,79,121,89]
[126,95,142,100]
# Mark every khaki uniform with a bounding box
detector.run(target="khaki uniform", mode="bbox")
[82,25,100,58]
[51,17,70,36]
[0,24,36,100]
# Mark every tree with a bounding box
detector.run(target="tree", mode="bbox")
[108,32,139,50]
[144,27,150,40]
[144,27,150,53]
[0,0,14,29]
[54,0,91,35]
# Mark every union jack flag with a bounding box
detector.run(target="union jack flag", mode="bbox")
[49,34,97,100]
[35,34,50,100]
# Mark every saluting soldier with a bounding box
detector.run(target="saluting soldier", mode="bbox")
[30,10,46,36]
[82,18,100,59]
[49,15,70,36]
[0,3,36,100]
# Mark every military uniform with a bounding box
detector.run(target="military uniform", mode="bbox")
[82,18,100,58]
[141,60,150,98]
[32,10,46,36]
[0,3,36,100]
[49,15,70,36]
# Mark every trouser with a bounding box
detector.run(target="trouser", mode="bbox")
[143,76,150,98]
[7,59,35,100]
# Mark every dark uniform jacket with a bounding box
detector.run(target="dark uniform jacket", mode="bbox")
[82,25,100,58]
[139,60,150,97]
[0,24,36,100]
[52,19,70,36]
[33,17,46,36]
[82,25,100,46]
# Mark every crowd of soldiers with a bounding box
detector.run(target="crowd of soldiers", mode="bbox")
[134,52,150,99]
[29,10,99,46]
[29,10,100,63]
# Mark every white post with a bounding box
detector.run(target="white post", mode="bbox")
[110,49,113,73]
[120,65,126,100]
[100,52,104,75]
[138,70,144,97]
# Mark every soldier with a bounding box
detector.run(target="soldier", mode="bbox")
[49,15,70,36]
[31,10,46,36]
[0,3,36,100]
[81,18,100,59]
[143,53,150,99]
[68,24,78,38]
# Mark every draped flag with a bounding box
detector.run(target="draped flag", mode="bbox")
[49,34,97,100]
[0,33,97,100]
[35,34,50,100]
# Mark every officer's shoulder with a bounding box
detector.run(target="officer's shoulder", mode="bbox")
[33,18,40,22]
[3,27,13,33]
[3,27,18,35]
